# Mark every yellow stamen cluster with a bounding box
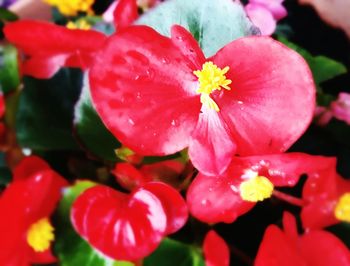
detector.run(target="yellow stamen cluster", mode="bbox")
[193,61,232,112]
[334,193,350,223]
[27,218,55,252]
[240,176,274,202]
[66,19,91,30]
[43,0,95,16]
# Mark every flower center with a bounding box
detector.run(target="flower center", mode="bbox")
[193,61,232,112]
[66,19,91,30]
[27,218,55,252]
[44,0,94,16]
[334,193,350,222]
[240,176,274,202]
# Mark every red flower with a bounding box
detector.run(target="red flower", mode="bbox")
[187,153,333,224]
[0,156,68,266]
[4,20,107,79]
[301,159,350,229]
[71,182,188,261]
[113,0,139,30]
[203,230,230,266]
[255,212,350,266]
[89,24,315,176]
[112,159,192,191]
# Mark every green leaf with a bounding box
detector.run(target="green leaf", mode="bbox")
[278,37,347,85]
[74,75,121,162]
[136,0,257,57]
[0,45,20,93]
[144,238,205,266]
[16,68,82,150]
[0,8,18,21]
[55,180,133,266]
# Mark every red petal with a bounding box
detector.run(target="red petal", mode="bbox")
[170,25,206,69]
[13,155,50,181]
[29,248,56,264]
[211,37,315,156]
[71,185,168,260]
[0,94,5,118]
[255,225,304,266]
[232,153,335,187]
[203,230,230,266]
[114,0,139,30]
[21,54,68,79]
[189,109,236,175]
[0,157,67,264]
[143,182,188,234]
[300,231,350,266]
[301,198,338,230]
[89,25,201,156]
[4,20,106,78]
[112,162,151,191]
[187,172,254,223]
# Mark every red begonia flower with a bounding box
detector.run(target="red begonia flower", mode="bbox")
[112,159,191,190]
[113,0,139,30]
[187,153,333,224]
[203,230,230,266]
[89,25,315,176]
[301,160,350,229]
[0,156,68,266]
[255,212,350,266]
[4,20,107,79]
[71,182,188,261]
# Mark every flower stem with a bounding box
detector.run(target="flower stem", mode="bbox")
[273,190,306,207]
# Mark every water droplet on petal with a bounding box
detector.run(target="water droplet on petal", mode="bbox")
[128,118,135,126]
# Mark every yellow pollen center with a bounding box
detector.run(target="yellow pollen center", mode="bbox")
[66,19,91,30]
[334,193,350,222]
[43,0,95,16]
[27,218,55,252]
[240,176,274,202]
[193,61,232,112]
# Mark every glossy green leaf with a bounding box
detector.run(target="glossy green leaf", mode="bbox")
[74,75,121,162]
[278,37,347,85]
[144,238,205,266]
[136,0,258,57]
[16,68,82,150]
[55,180,133,266]
[0,45,20,93]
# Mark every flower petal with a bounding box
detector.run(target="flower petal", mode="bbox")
[114,0,139,30]
[170,25,206,69]
[13,155,50,181]
[4,20,106,78]
[71,185,168,260]
[211,36,315,156]
[143,182,188,234]
[300,231,350,265]
[232,153,335,187]
[187,172,254,223]
[0,157,67,264]
[255,225,304,266]
[89,25,201,156]
[245,4,276,36]
[203,230,230,266]
[189,109,236,175]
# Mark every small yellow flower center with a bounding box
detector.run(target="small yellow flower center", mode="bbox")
[334,193,350,223]
[193,61,232,112]
[43,0,95,16]
[66,19,91,30]
[240,176,274,202]
[27,218,55,252]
